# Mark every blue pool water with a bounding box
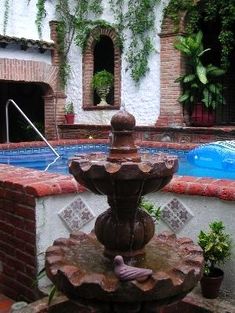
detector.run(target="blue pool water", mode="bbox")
[0,144,234,180]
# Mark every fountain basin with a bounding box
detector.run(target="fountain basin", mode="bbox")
[69,153,178,197]
[46,231,204,306]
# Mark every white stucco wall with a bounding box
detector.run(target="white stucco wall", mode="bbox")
[0,0,170,126]
[0,0,54,64]
[36,190,235,300]
[0,0,55,41]
[66,1,167,126]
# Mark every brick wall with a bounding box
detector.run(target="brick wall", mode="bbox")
[58,124,235,144]
[0,171,38,301]
[0,165,81,302]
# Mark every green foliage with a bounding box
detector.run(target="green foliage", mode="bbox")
[3,0,10,35]
[64,102,74,114]
[140,197,161,222]
[109,0,160,82]
[34,267,58,305]
[174,31,225,109]
[31,0,162,85]
[35,0,46,39]
[124,0,160,83]
[55,0,103,87]
[92,70,114,91]
[198,221,232,276]
[165,0,235,69]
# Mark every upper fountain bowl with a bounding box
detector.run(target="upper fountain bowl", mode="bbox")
[69,110,178,197]
[69,152,178,196]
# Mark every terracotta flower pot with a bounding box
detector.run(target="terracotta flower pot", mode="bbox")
[200,268,224,299]
[65,114,75,124]
[191,103,216,127]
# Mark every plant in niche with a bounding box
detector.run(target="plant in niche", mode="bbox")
[92,70,114,106]
[174,31,226,112]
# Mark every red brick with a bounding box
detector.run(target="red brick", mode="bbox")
[14,229,35,245]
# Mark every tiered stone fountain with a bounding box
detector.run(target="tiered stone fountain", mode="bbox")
[45,110,204,313]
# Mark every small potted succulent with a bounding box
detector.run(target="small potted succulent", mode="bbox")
[92,70,114,106]
[174,31,226,126]
[198,220,232,299]
[64,102,75,124]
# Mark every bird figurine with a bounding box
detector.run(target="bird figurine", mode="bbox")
[114,255,153,282]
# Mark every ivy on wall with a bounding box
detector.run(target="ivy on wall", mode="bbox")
[35,0,46,38]
[165,0,235,70]
[3,0,235,86]
[33,0,161,86]
[109,0,160,83]
[3,0,10,35]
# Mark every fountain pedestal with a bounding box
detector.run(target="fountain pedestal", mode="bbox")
[45,110,204,313]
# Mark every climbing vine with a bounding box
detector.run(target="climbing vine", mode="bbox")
[125,0,160,82]
[3,0,10,35]
[110,0,161,82]
[32,0,162,85]
[35,0,46,38]
[165,0,235,69]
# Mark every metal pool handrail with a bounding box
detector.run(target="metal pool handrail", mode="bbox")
[5,99,60,158]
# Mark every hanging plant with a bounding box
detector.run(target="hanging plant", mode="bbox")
[165,0,235,70]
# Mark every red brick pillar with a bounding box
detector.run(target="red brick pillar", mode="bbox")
[157,16,187,127]
[49,20,60,66]
[48,21,67,139]
[44,92,66,140]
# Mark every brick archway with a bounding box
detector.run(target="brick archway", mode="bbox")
[82,27,121,109]
[0,58,66,139]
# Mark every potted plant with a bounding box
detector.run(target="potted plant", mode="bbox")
[64,102,75,124]
[91,70,114,106]
[174,31,226,126]
[198,220,232,299]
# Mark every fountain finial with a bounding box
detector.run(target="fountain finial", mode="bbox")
[108,110,140,162]
[111,110,135,131]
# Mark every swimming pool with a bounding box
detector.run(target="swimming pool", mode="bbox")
[0,143,234,180]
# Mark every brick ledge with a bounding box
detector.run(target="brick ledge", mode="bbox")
[0,164,234,200]
[0,140,234,200]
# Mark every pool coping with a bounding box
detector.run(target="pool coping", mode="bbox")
[0,140,234,201]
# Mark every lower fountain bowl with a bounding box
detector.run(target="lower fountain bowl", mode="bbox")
[45,231,204,305]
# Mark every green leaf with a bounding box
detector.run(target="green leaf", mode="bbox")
[174,43,191,55]
[198,48,211,57]
[178,92,190,102]
[207,67,226,77]
[48,285,57,305]
[174,76,184,83]
[183,74,196,82]
[202,88,210,107]
[195,31,203,46]
[196,64,208,84]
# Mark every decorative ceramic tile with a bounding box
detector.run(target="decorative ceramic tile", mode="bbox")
[161,198,193,232]
[59,197,95,231]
